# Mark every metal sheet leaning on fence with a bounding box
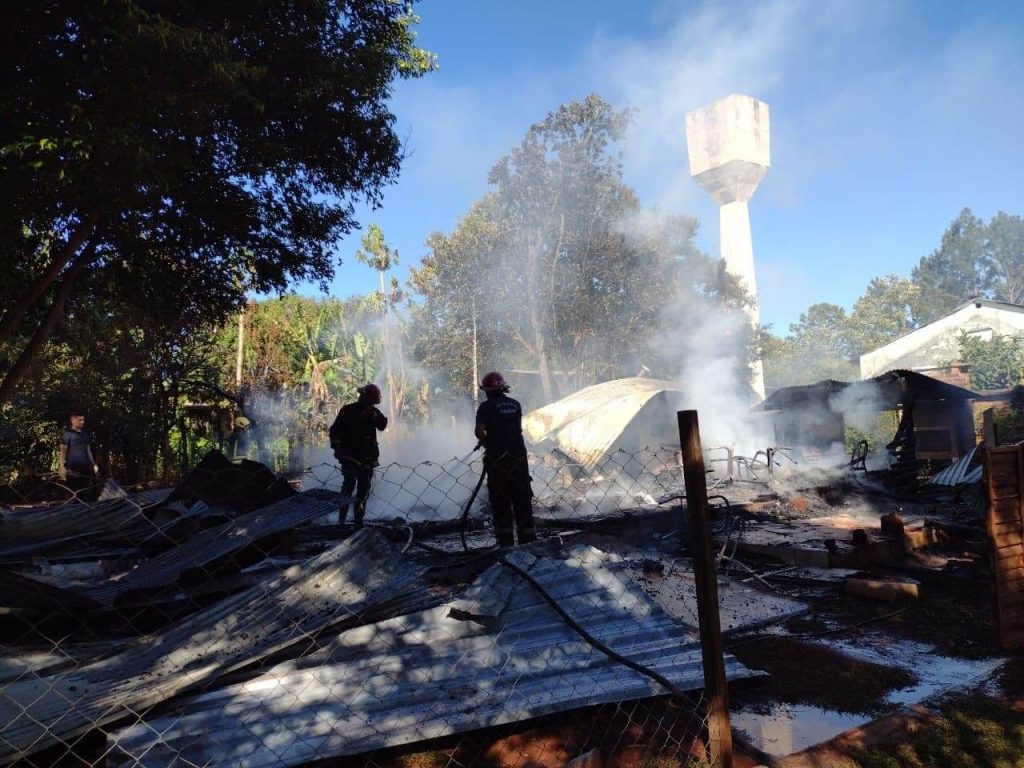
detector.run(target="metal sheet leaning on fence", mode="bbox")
[474,372,537,547]
[329,383,388,527]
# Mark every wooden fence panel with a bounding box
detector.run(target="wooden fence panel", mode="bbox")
[985,446,1024,649]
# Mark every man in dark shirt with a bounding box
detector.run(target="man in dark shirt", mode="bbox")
[474,372,536,547]
[329,383,388,527]
[58,411,100,502]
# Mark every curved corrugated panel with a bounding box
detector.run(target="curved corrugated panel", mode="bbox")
[523,378,683,471]
[108,547,758,768]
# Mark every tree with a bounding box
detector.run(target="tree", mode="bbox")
[0,1,435,403]
[959,333,1024,390]
[913,208,1024,322]
[412,94,727,405]
[485,95,639,399]
[987,212,1024,305]
[355,224,412,425]
[409,196,507,403]
[760,305,859,389]
[788,303,855,360]
[847,275,921,356]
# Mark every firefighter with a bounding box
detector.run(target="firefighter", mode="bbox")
[329,383,388,527]
[474,372,536,547]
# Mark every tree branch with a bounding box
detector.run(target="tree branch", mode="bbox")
[0,248,95,404]
[0,212,99,343]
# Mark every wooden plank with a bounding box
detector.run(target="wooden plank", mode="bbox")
[995,566,1024,587]
[990,500,1023,528]
[992,527,1024,549]
[995,544,1024,569]
[996,604,1024,629]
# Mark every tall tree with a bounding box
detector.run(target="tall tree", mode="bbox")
[913,208,1024,322]
[788,303,855,360]
[485,95,635,399]
[411,96,725,405]
[0,1,434,403]
[355,224,411,424]
[847,275,922,356]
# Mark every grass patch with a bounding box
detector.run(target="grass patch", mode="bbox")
[852,693,1024,768]
[730,636,915,715]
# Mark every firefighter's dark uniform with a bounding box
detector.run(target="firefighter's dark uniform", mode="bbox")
[329,400,387,526]
[475,393,536,547]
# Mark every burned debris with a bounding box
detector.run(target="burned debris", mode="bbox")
[0,365,1015,768]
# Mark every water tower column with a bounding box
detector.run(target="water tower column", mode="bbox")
[685,94,770,400]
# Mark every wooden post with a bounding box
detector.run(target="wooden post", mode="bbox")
[678,410,733,768]
[983,407,997,447]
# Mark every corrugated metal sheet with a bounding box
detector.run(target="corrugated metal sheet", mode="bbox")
[77,488,343,605]
[108,546,758,768]
[930,445,983,486]
[524,378,684,471]
[0,566,101,612]
[0,492,166,559]
[0,529,428,763]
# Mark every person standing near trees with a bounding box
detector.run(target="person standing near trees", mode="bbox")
[329,384,388,528]
[58,410,100,501]
[474,372,537,547]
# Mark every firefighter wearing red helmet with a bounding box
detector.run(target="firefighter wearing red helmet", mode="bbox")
[329,383,388,527]
[474,372,536,546]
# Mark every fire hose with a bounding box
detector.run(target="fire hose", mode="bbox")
[499,555,783,768]
[460,443,487,552]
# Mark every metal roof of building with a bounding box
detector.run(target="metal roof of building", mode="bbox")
[523,377,685,471]
[109,546,758,768]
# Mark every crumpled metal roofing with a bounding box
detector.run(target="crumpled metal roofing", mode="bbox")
[76,488,343,605]
[0,488,171,559]
[0,528,428,763]
[523,377,684,471]
[930,444,983,486]
[108,545,758,768]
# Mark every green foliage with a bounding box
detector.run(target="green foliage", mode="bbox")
[410,94,734,405]
[847,275,922,356]
[761,304,860,389]
[356,224,400,275]
[913,208,1024,323]
[1,0,434,403]
[958,332,1024,390]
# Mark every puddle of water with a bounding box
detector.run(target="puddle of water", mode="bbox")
[732,703,865,756]
[821,634,1005,707]
[733,633,1007,757]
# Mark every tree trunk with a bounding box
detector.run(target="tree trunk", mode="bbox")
[471,297,479,402]
[0,254,93,405]
[0,213,99,343]
[525,242,556,402]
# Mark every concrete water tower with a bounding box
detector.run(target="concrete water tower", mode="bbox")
[685,94,770,400]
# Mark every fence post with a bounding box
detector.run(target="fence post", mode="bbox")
[678,410,733,768]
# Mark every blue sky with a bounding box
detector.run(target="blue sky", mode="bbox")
[310,0,1024,335]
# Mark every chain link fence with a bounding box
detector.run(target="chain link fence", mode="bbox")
[0,441,753,768]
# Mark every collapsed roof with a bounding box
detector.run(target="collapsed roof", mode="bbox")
[523,377,685,471]
[108,544,758,767]
[759,369,978,412]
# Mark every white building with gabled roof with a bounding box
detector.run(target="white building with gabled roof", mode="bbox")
[860,298,1024,381]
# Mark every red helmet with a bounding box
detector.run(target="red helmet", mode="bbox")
[358,383,382,404]
[480,372,509,392]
